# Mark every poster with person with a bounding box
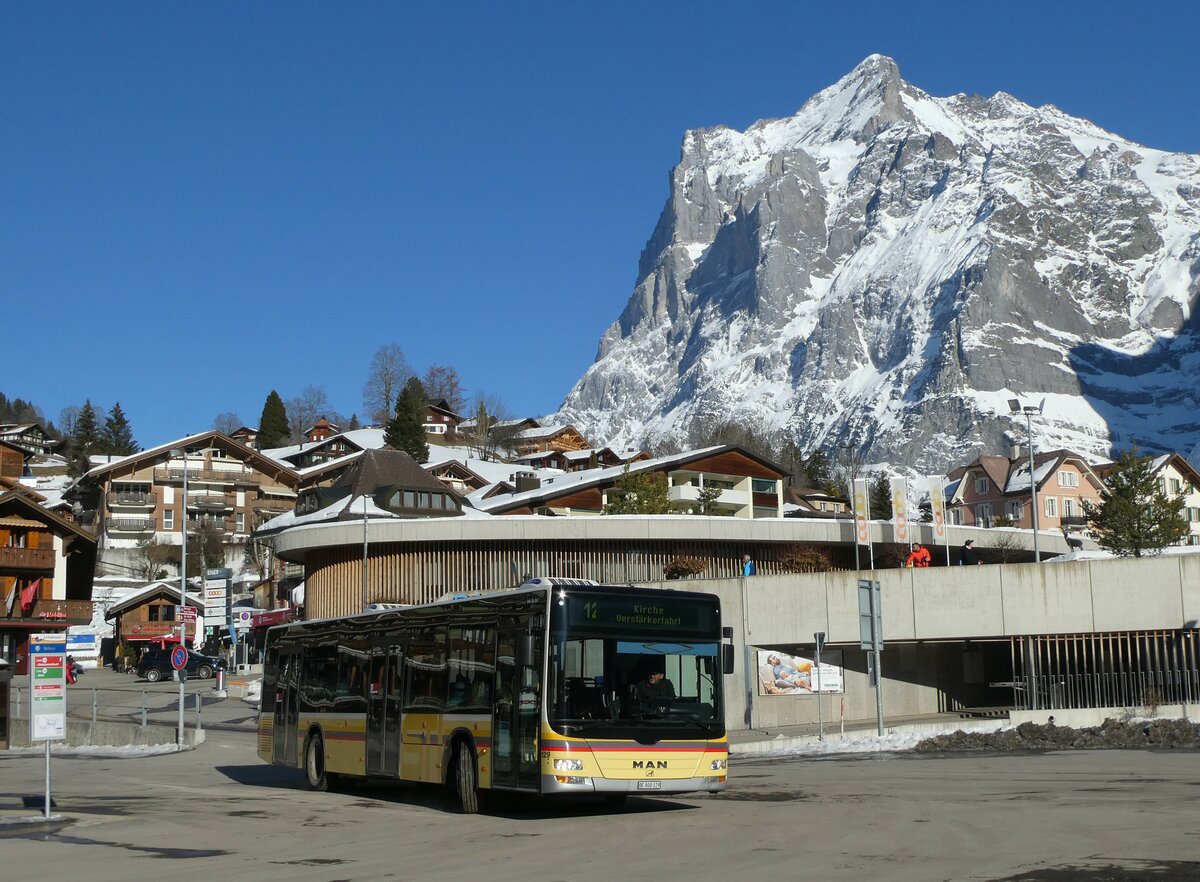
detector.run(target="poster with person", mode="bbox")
[755,649,844,696]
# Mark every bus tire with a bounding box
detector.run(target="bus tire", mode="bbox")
[305,732,328,792]
[455,744,483,814]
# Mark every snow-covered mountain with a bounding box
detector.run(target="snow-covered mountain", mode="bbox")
[554,55,1200,471]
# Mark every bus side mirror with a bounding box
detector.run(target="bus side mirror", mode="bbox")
[722,644,736,675]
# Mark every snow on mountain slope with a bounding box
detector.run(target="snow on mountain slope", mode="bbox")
[554,56,1200,470]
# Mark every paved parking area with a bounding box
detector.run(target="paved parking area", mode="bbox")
[2,723,1198,881]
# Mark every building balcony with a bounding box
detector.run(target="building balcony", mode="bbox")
[7,598,94,626]
[0,545,55,572]
[251,498,294,515]
[190,495,233,512]
[154,466,262,485]
[106,517,156,533]
[188,516,229,533]
[667,485,745,506]
[1060,516,1089,529]
[106,491,156,508]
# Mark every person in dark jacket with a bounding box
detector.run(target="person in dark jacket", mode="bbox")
[960,539,980,565]
[634,671,676,708]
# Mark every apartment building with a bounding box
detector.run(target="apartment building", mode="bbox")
[68,431,299,575]
[945,449,1103,532]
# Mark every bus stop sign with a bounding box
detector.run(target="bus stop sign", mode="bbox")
[170,645,189,671]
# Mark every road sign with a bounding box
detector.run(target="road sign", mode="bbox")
[177,605,197,622]
[858,580,882,650]
[170,645,189,671]
[29,634,67,742]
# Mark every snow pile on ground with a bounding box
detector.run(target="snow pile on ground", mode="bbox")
[915,718,1200,752]
[241,679,261,706]
[735,723,1007,758]
[5,744,185,758]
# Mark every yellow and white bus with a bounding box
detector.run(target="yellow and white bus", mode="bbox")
[258,578,733,811]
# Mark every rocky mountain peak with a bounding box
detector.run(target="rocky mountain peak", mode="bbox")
[554,59,1200,472]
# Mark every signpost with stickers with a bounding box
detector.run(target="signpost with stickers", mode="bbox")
[30,633,67,818]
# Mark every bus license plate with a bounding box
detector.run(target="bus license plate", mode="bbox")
[636,781,662,791]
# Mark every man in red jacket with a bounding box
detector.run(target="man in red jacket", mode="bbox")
[905,543,932,567]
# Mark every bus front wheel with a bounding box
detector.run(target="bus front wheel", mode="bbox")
[305,733,328,792]
[456,745,483,814]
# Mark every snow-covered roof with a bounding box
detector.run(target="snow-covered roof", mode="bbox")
[474,445,730,512]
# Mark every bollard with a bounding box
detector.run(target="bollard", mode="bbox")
[92,687,98,725]
[213,668,227,698]
[195,692,203,732]
[141,689,147,729]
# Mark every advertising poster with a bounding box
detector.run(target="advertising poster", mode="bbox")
[756,649,844,696]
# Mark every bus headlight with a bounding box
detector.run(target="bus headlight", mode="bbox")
[554,758,584,771]
[709,759,727,771]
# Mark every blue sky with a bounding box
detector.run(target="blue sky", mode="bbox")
[3,2,1197,448]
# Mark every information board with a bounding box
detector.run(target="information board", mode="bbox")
[29,633,68,742]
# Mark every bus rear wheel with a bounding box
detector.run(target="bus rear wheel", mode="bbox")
[306,733,328,792]
[456,745,484,814]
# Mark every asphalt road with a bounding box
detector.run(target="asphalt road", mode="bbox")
[2,724,1198,882]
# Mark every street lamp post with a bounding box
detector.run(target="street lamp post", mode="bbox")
[169,446,190,747]
[1008,399,1045,563]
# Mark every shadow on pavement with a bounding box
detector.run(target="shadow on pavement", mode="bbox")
[213,764,697,818]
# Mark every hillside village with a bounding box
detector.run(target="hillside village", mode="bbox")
[3,392,1199,680]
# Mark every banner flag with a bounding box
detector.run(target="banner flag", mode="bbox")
[20,577,42,613]
[930,477,947,542]
[852,478,871,546]
[3,582,15,616]
[890,478,909,544]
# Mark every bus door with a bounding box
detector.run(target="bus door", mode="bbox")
[273,650,300,767]
[492,623,542,791]
[366,642,403,777]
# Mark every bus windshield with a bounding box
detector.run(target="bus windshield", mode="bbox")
[548,591,724,738]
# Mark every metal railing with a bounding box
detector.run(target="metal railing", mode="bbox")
[106,491,156,507]
[105,517,156,532]
[1011,629,1199,711]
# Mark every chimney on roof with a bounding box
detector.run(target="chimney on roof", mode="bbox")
[514,471,540,493]
[1010,444,1022,461]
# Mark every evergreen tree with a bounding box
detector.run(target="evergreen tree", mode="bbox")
[1083,448,1187,557]
[102,401,139,455]
[385,377,429,463]
[603,466,672,514]
[347,413,362,431]
[257,390,290,450]
[71,399,103,456]
[695,484,724,515]
[869,474,893,520]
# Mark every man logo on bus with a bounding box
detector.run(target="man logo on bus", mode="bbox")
[632,760,668,769]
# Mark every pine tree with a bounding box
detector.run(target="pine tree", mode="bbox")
[102,401,139,455]
[1083,449,1187,557]
[869,474,893,520]
[603,466,672,514]
[695,484,724,515]
[71,400,103,456]
[257,390,290,450]
[385,377,429,463]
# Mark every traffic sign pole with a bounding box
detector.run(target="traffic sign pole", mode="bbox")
[171,644,189,747]
[814,631,826,742]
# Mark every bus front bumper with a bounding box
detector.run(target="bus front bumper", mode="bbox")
[541,774,727,796]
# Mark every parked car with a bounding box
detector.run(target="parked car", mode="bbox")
[137,646,227,682]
